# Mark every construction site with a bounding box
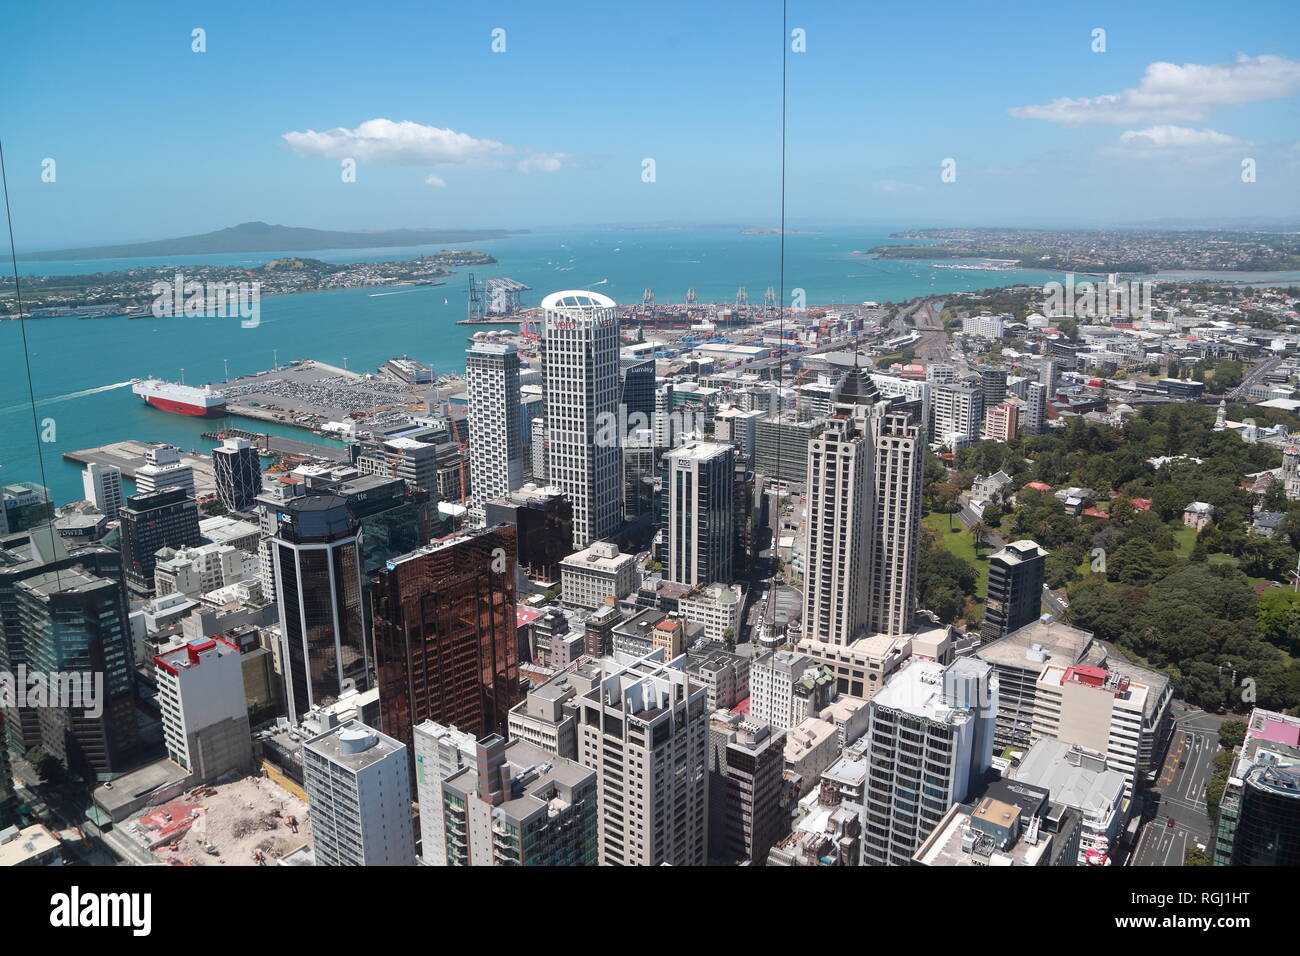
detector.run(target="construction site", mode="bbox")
[124,772,310,867]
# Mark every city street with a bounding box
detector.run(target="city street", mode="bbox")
[1130,707,1225,866]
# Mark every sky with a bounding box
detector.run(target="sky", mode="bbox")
[2,0,1298,248]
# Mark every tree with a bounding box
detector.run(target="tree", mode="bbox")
[971,521,990,557]
[1184,846,1212,866]
[1218,720,1247,751]
[934,482,960,529]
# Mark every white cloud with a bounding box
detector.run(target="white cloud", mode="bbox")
[283,118,506,166]
[1116,125,1248,150]
[515,151,569,173]
[283,119,572,183]
[1010,54,1300,126]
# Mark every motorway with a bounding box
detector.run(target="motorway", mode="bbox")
[1229,355,1281,402]
[1130,706,1225,866]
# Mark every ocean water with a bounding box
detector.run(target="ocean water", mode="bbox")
[6,224,1289,505]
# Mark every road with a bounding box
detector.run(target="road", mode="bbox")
[1229,356,1281,402]
[1130,707,1224,866]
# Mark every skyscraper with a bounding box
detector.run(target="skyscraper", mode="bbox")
[16,566,138,779]
[371,525,520,753]
[541,290,621,548]
[666,440,735,586]
[212,437,262,512]
[302,719,415,866]
[81,462,124,518]
[271,494,368,720]
[119,487,202,593]
[412,720,478,866]
[801,367,924,647]
[802,370,876,647]
[466,341,524,523]
[153,636,253,782]
[867,399,925,637]
[707,711,787,864]
[439,733,598,866]
[134,443,195,497]
[977,365,1008,414]
[982,540,1047,641]
[0,527,125,757]
[576,652,709,866]
[860,658,996,866]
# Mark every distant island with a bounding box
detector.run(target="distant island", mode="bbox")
[866,227,1300,273]
[2,250,500,319]
[19,221,520,262]
[740,227,822,235]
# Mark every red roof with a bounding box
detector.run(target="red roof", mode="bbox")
[516,606,543,628]
[1082,508,1110,519]
[1024,481,1052,491]
[1130,498,1152,511]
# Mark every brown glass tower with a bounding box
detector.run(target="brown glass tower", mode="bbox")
[372,525,521,752]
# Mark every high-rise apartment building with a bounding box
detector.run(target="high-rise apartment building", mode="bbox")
[412,719,478,865]
[542,290,621,548]
[440,734,598,866]
[576,652,709,866]
[466,341,525,523]
[982,401,1019,442]
[975,618,1094,752]
[801,367,923,653]
[81,462,124,518]
[707,711,787,864]
[302,719,415,866]
[134,444,196,497]
[1031,663,1154,798]
[860,658,996,866]
[1024,381,1048,435]
[212,438,262,512]
[371,526,520,753]
[271,494,368,720]
[119,487,202,593]
[931,382,983,446]
[803,369,876,648]
[153,636,253,782]
[666,441,734,586]
[978,365,1008,413]
[867,399,924,636]
[982,540,1047,641]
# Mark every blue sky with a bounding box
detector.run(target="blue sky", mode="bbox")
[2,0,1298,247]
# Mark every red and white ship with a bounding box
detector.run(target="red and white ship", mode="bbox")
[132,379,227,418]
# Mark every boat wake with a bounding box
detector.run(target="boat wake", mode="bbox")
[0,380,134,414]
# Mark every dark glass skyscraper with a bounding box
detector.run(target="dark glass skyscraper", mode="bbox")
[371,525,520,753]
[16,566,137,779]
[118,487,202,594]
[982,540,1047,641]
[271,495,368,720]
[212,437,262,513]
